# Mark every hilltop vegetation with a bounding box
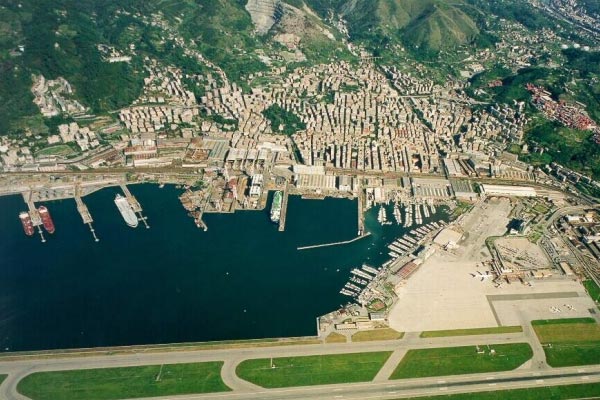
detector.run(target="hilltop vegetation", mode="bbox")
[306,0,481,57]
[0,0,267,134]
[262,104,306,135]
[1,0,599,176]
[581,0,600,15]
[524,119,600,179]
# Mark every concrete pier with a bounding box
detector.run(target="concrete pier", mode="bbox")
[119,184,142,212]
[36,225,46,243]
[278,184,289,232]
[357,191,365,235]
[75,195,99,242]
[87,223,99,242]
[137,212,150,229]
[120,184,149,229]
[297,232,371,250]
[23,192,41,225]
[23,192,45,242]
[196,212,208,231]
[74,196,93,224]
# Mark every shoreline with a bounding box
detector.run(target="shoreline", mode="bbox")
[0,187,367,355]
[0,335,323,361]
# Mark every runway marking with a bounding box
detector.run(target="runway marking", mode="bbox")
[581,376,590,381]
[536,379,544,384]
[437,380,446,384]
[439,387,448,391]
[334,389,343,391]
[388,391,397,394]
[578,369,586,373]
[488,383,497,386]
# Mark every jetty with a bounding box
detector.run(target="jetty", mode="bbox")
[23,191,45,243]
[297,232,371,250]
[74,185,99,242]
[278,184,289,232]
[357,191,364,235]
[120,184,149,229]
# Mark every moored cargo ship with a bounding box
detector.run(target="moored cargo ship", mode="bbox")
[19,212,34,236]
[270,191,282,223]
[38,206,55,234]
[114,194,139,228]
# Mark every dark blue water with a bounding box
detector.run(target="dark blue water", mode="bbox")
[0,185,446,351]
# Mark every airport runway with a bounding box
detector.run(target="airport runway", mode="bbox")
[0,329,589,400]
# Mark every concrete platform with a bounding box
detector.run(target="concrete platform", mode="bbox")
[388,198,598,332]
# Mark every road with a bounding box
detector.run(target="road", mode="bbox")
[0,328,591,400]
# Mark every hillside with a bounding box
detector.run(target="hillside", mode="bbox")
[398,1,479,54]
[581,0,600,16]
[305,0,480,55]
[0,0,362,135]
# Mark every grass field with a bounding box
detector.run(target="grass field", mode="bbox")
[532,318,596,326]
[17,362,229,400]
[584,280,600,304]
[35,144,76,157]
[420,326,522,338]
[397,381,600,399]
[390,343,533,379]
[352,328,404,342]
[236,352,392,388]
[532,318,600,367]
[324,332,347,343]
[0,375,6,385]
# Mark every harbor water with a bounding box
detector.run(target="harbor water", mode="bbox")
[0,185,447,352]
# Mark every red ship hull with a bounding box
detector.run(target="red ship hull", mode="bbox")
[38,206,55,234]
[19,212,34,236]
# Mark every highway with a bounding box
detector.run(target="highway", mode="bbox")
[1,328,597,400]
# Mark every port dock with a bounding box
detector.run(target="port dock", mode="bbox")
[75,185,99,242]
[278,184,289,232]
[297,232,371,251]
[22,191,45,242]
[120,184,149,229]
[357,191,365,235]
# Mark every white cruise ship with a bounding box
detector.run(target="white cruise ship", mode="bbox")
[114,194,138,228]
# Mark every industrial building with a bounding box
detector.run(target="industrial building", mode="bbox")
[450,179,477,201]
[481,184,537,197]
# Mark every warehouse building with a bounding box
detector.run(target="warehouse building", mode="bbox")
[481,184,537,197]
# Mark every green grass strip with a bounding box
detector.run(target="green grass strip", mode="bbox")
[397,381,600,399]
[543,341,600,368]
[531,318,596,326]
[17,362,229,400]
[420,326,522,338]
[584,280,600,303]
[390,343,533,379]
[236,351,392,388]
